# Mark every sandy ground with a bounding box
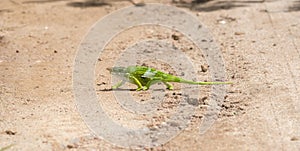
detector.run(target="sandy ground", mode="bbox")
[1,0,300,150]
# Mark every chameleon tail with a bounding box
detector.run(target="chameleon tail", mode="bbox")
[163,75,232,85]
[179,79,232,85]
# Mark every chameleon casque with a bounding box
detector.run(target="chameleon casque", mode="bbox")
[108,66,232,91]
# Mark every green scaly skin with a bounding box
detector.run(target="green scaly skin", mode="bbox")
[108,66,232,91]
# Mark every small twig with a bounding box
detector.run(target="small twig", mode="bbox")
[0,144,14,151]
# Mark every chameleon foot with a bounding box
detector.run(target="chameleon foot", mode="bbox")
[136,86,148,91]
[167,86,174,90]
[163,82,174,90]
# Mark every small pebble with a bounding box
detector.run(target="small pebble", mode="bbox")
[5,130,16,135]
[234,32,245,35]
[201,96,208,102]
[291,136,299,141]
[66,144,76,149]
[201,64,209,72]
[171,34,180,40]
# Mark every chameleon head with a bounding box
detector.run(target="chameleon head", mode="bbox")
[107,67,128,76]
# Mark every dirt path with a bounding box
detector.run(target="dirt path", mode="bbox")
[1,0,300,150]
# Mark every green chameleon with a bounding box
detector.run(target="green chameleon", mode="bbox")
[108,66,232,91]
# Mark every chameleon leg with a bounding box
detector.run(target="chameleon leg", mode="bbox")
[163,82,174,90]
[129,75,146,91]
[112,80,125,89]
